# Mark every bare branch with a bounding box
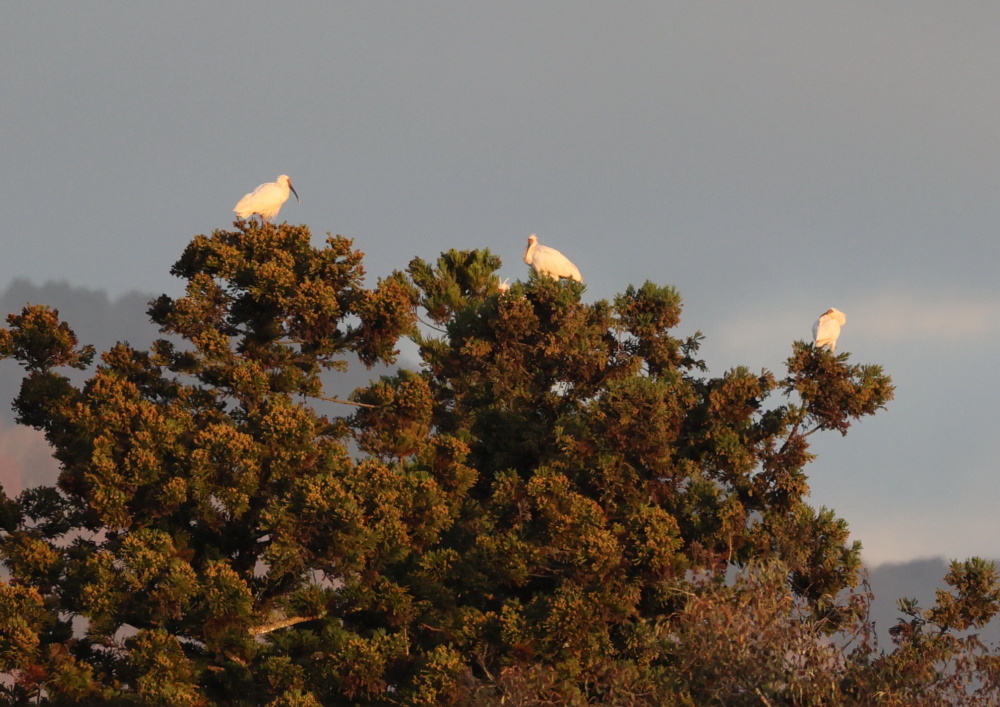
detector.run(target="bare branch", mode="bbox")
[755,687,774,706]
[311,394,380,409]
[417,313,447,334]
[249,614,323,637]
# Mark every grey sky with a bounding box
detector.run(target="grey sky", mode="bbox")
[2,3,999,565]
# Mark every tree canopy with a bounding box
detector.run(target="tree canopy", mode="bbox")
[1,222,998,705]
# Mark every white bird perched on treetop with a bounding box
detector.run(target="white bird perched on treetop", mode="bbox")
[233,175,300,222]
[522,234,582,282]
[813,307,847,352]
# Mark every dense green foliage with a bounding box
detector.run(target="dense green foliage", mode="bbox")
[0,222,998,705]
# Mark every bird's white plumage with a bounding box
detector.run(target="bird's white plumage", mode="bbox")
[233,174,299,222]
[522,234,582,282]
[813,307,847,352]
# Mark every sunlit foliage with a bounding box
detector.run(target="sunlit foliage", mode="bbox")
[0,223,997,705]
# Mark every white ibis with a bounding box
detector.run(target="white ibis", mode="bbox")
[813,308,847,352]
[233,174,299,222]
[522,234,582,282]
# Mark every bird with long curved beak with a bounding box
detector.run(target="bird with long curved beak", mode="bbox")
[813,307,846,352]
[234,174,300,222]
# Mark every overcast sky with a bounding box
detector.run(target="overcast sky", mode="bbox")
[2,3,998,566]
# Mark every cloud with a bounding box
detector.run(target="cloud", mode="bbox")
[707,288,999,370]
[850,292,996,344]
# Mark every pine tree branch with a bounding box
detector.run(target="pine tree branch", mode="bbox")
[799,425,821,439]
[249,614,323,637]
[312,394,380,408]
[755,687,774,706]
[417,313,447,333]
